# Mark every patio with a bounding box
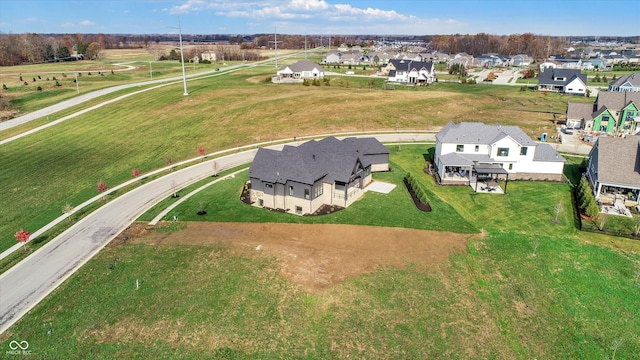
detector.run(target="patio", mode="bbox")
[470,180,504,194]
[600,199,632,218]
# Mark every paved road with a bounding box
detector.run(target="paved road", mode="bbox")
[0,133,436,334]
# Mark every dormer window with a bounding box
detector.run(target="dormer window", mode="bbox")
[456,144,464,152]
[554,77,566,81]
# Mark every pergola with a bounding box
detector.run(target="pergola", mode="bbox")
[474,164,510,194]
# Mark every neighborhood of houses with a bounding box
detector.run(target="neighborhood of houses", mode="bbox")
[260,43,640,219]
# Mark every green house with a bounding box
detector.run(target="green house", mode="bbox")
[575,92,640,135]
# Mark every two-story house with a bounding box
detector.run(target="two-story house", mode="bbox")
[248,137,389,215]
[586,135,640,206]
[384,59,436,85]
[569,91,640,135]
[434,122,565,192]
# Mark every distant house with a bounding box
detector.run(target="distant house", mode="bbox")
[385,59,436,85]
[609,73,640,92]
[510,54,532,67]
[434,122,565,192]
[323,52,341,64]
[539,59,563,71]
[248,137,390,215]
[537,68,587,95]
[476,54,509,67]
[273,61,324,83]
[586,136,640,206]
[200,51,216,62]
[572,92,640,135]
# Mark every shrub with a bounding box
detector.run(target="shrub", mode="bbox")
[37,86,42,91]
[55,80,61,86]
[32,77,36,82]
[23,81,28,86]
[302,79,310,86]
[19,76,23,81]
[2,84,7,90]
[88,72,92,76]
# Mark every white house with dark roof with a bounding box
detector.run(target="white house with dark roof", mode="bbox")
[273,60,324,83]
[608,73,640,92]
[248,137,389,215]
[384,59,436,85]
[434,122,565,192]
[538,68,587,95]
[586,135,640,206]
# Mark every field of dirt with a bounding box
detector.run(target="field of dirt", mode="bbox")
[119,222,472,292]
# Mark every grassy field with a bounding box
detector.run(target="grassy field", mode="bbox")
[0,61,580,253]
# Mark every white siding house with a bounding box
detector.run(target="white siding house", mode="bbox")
[434,122,565,192]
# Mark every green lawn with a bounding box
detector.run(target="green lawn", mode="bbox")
[1,228,637,358]
[142,157,477,234]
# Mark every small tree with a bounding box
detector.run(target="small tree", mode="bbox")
[15,228,30,252]
[198,146,205,157]
[62,202,74,222]
[132,168,141,178]
[634,216,640,237]
[97,181,108,194]
[166,156,172,166]
[531,238,540,257]
[553,201,563,222]
[212,161,219,177]
[598,215,607,231]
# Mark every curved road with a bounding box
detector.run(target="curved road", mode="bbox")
[0,132,436,334]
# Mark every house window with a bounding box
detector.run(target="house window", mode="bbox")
[288,186,294,196]
[475,145,479,152]
[314,184,323,198]
[508,164,513,170]
[258,199,264,207]
[456,144,464,152]
[497,148,509,157]
[265,183,273,189]
[520,147,528,156]
[365,166,371,176]
[304,189,310,200]
[295,206,302,214]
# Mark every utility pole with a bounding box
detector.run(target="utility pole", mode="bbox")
[269,27,282,68]
[178,16,188,96]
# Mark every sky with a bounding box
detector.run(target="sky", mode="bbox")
[1,0,639,36]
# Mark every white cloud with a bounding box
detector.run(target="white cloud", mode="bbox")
[79,20,95,26]
[168,0,466,34]
[61,22,75,28]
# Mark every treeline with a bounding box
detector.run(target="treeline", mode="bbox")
[0,33,109,66]
[431,33,567,59]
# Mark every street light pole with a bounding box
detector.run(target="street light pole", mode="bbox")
[178,16,188,96]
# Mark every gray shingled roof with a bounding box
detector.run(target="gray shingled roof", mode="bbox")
[538,68,586,86]
[566,102,594,121]
[609,73,640,88]
[284,60,324,73]
[388,59,433,72]
[533,144,566,162]
[595,91,640,111]
[436,121,537,146]
[592,136,640,188]
[249,137,387,186]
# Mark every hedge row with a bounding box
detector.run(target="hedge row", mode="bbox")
[577,176,600,218]
[406,172,429,204]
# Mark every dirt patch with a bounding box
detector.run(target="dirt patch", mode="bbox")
[121,222,470,292]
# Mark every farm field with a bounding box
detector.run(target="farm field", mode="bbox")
[2,52,639,358]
